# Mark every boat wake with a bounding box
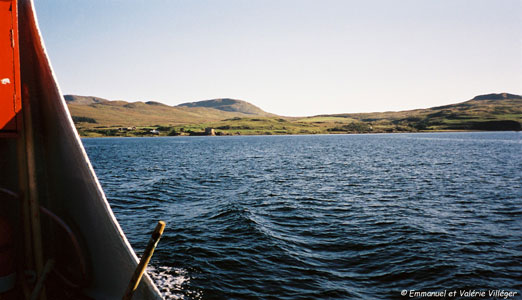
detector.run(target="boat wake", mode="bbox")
[148,266,198,300]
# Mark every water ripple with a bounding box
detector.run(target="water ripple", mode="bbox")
[84,132,522,299]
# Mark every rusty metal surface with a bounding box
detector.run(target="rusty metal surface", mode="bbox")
[0,0,21,136]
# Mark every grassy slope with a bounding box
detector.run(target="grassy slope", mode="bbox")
[322,96,522,132]
[68,93,522,137]
[178,98,276,117]
[69,102,253,126]
[66,95,274,136]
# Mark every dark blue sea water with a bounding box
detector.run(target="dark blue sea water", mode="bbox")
[83,132,522,300]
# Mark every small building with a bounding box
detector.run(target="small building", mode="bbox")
[205,128,216,136]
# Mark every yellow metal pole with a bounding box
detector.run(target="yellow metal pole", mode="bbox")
[29,259,54,300]
[21,85,46,300]
[16,106,34,300]
[122,221,166,300]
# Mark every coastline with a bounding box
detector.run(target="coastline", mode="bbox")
[78,128,521,138]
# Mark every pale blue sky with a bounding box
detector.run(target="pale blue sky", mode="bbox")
[35,0,521,116]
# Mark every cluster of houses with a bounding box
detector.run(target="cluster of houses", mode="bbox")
[117,127,159,135]
[116,126,219,136]
[118,126,136,131]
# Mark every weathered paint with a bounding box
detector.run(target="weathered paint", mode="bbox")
[0,0,21,137]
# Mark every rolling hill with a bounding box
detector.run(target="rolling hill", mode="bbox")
[177,98,275,116]
[66,93,522,136]
[317,92,522,132]
[65,95,274,127]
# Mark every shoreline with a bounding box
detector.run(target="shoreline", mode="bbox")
[78,129,520,138]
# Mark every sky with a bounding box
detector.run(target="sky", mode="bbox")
[34,0,521,117]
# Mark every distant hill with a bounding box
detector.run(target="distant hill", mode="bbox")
[64,95,108,105]
[65,95,275,128]
[66,93,521,136]
[317,93,522,131]
[471,93,522,101]
[177,98,274,116]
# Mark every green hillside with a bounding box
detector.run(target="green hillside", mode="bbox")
[66,93,522,137]
[66,95,273,136]
[177,98,275,116]
[317,93,522,132]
